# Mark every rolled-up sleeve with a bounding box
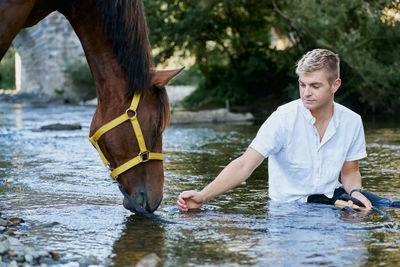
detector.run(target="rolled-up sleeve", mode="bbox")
[345,116,367,161]
[249,110,284,158]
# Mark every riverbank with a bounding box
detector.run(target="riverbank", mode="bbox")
[0,212,63,266]
[0,90,66,105]
[0,209,160,267]
[170,108,253,124]
[0,208,105,266]
[0,86,254,124]
[85,85,254,124]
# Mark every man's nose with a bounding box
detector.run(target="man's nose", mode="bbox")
[304,86,312,96]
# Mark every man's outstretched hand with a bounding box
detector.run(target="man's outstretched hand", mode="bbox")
[177,191,205,211]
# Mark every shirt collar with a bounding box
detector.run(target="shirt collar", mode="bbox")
[298,99,316,125]
[298,99,340,128]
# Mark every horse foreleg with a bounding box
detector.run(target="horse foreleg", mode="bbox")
[0,0,36,60]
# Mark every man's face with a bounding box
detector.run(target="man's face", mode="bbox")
[298,69,341,113]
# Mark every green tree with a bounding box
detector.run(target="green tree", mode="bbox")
[145,0,295,111]
[273,0,400,116]
[145,0,400,116]
[64,59,96,101]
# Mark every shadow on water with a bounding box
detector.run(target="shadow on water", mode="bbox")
[109,215,165,266]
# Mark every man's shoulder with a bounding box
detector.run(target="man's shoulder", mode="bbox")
[264,99,301,130]
[276,99,301,114]
[334,102,362,122]
[258,99,300,131]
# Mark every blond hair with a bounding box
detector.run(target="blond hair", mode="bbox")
[296,49,340,84]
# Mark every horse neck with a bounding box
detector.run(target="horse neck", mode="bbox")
[60,2,128,110]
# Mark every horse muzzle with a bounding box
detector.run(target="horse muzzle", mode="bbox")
[122,189,162,213]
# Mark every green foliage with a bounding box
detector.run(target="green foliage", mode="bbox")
[0,47,15,90]
[145,0,400,116]
[183,49,295,108]
[274,0,400,116]
[145,0,292,109]
[64,60,96,101]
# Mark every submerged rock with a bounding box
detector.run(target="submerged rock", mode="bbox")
[0,213,99,266]
[136,253,162,267]
[0,235,59,266]
[0,214,58,266]
[1,179,14,184]
[78,255,99,267]
[37,123,82,131]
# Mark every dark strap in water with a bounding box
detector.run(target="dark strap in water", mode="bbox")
[118,184,177,224]
[339,193,393,221]
[308,189,394,222]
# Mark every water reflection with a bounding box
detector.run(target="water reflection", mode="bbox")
[0,103,399,266]
[13,103,24,128]
[109,215,165,266]
[361,126,400,199]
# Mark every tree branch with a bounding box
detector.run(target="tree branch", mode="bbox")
[272,0,368,83]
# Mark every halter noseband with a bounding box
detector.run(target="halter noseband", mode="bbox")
[88,93,164,178]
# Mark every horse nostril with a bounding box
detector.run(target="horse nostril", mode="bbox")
[139,190,146,207]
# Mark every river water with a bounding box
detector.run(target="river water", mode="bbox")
[0,102,399,266]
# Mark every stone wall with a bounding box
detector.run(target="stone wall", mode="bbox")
[13,12,86,101]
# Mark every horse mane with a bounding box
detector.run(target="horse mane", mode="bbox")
[95,0,170,134]
[95,0,152,97]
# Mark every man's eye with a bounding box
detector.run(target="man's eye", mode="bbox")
[313,85,319,89]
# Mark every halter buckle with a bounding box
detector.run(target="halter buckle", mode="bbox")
[125,108,137,119]
[139,151,150,162]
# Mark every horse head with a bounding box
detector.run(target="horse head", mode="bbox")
[89,68,183,213]
[0,0,183,215]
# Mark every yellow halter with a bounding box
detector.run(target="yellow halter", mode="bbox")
[88,93,164,178]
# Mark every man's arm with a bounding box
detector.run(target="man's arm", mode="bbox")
[341,160,372,210]
[177,147,265,211]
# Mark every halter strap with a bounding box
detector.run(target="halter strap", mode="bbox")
[88,93,164,178]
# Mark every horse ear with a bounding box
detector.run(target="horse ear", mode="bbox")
[151,67,185,88]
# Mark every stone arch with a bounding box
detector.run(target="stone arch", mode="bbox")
[13,12,88,101]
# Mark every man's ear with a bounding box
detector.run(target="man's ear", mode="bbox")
[151,67,185,88]
[332,78,341,94]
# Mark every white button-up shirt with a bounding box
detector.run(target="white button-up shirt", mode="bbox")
[250,99,367,202]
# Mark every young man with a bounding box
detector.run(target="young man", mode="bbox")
[177,49,399,212]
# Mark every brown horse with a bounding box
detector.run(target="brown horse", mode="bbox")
[0,0,181,213]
